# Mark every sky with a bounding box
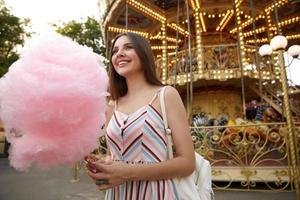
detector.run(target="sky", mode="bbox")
[285,53,300,85]
[5,0,100,34]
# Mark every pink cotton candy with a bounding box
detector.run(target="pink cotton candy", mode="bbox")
[0,33,108,171]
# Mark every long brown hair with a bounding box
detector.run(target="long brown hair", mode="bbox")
[108,32,163,100]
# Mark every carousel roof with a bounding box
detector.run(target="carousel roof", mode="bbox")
[102,0,300,46]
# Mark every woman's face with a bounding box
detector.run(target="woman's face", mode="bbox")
[111,35,142,78]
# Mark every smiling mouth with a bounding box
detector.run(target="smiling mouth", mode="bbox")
[118,61,130,67]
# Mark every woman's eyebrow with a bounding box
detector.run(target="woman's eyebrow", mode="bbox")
[113,42,132,48]
[123,42,133,46]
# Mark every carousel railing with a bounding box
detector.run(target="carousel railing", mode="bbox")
[249,83,300,120]
[191,122,300,191]
[155,44,276,84]
[249,85,283,114]
[157,44,241,84]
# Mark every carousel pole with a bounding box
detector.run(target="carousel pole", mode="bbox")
[193,4,203,79]
[181,20,189,115]
[161,20,168,85]
[278,50,300,199]
[106,28,110,59]
[125,0,128,30]
[182,1,189,118]
[265,11,274,40]
[185,0,193,121]
[264,9,274,73]
[272,0,281,35]
[233,0,247,118]
[174,0,180,87]
[250,0,263,101]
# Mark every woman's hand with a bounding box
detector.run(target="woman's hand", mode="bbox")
[86,159,131,190]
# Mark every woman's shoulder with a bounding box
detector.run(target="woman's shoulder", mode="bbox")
[161,85,181,103]
[162,85,180,96]
[161,85,185,114]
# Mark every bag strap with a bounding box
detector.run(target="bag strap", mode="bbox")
[159,86,174,159]
[159,86,168,130]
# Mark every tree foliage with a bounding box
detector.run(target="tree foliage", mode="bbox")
[0,4,30,77]
[54,17,106,57]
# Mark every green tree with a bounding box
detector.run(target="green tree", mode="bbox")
[54,17,106,57]
[0,4,30,77]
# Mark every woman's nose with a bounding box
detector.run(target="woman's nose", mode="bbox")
[116,49,125,57]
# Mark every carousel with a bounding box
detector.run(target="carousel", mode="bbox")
[99,0,300,196]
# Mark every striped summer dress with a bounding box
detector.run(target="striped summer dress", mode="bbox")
[105,89,179,200]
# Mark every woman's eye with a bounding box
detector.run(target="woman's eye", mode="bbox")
[112,49,118,54]
[112,45,133,55]
[125,45,133,50]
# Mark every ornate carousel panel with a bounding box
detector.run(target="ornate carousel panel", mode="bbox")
[192,123,300,191]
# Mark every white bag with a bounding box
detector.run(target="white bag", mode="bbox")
[159,86,214,200]
[193,153,214,200]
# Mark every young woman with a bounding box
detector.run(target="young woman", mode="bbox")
[87,32,195,199]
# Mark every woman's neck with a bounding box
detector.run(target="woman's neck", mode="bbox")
[125,74,150,97]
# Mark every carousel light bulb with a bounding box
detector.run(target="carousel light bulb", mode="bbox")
[259,44,273,56]
[287,45,300,58]
[270,35,288,50]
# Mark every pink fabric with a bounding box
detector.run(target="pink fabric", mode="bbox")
[0,33,108,171]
